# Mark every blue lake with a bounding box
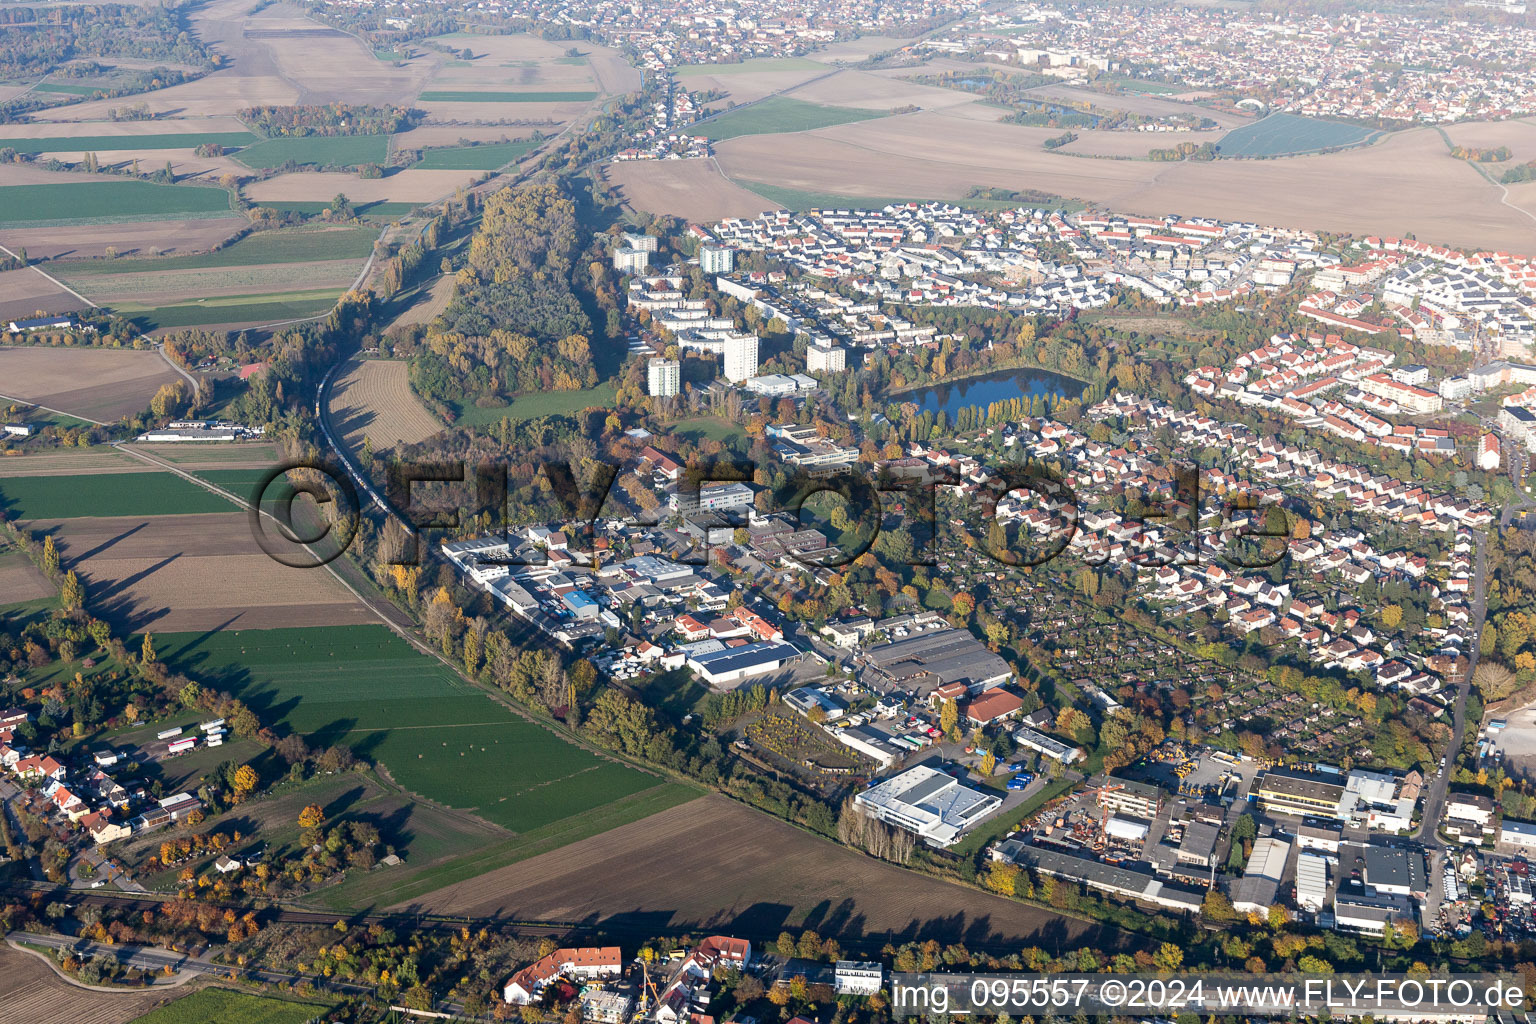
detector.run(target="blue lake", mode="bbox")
[903,366,1085,418]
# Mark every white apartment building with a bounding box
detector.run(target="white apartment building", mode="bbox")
[648,358,681,398]
[807,343,847,373]
[699,244,734,274]
[723,333,759,383]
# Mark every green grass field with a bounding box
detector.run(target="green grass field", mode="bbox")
[59,227,378,275]
[0,181,233,226]
[234,134,389,169]
[0,131,257,153]
[0,472,237,518]
[112,289,343,329]
[412,139,538,169]
[129,988,329,1024]
[448,381,618,427]
[1217,112,1379,157]
[33,82,99,95]
[149,625,680,833]
[418,90,597,102]
[1097,75,1181,95]
[697,97,884,140]
[254,199,416,219]
[674,57,825,76]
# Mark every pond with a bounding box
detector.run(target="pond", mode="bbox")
[901,366,1085,419]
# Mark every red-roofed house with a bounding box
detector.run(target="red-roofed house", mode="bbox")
[966,689,1025,726]
[503,947,623,1004]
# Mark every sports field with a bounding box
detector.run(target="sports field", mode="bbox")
[233,134,389,169]
[0,472,235,519]
[0,181,233,225]
[150,624,682,832]
[412,139,538,169]
[697,97,884,140]
[1217,112,1379,157]
[418,90,597,102]
[0,131,257,154]
[58,226,378,275]
[128,988,329,1024]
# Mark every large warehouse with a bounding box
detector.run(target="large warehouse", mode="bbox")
[687,641,801,688]
[854,764,1003,847]
[859,627,1013,696]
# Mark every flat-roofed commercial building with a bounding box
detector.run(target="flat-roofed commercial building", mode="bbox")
[861,627,1013,695]
[854,765,1003,847]
[1255,768,1347,819]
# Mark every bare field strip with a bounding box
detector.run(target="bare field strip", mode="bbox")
[329,358,442,455]
[678,66,831,107]
[0,450,149,476]
[415,99,592,123]
[0,116,251,140]
[713,117,1536,252]
[0,217,246,261]
[133,442,280,468]
[385,274,454,330]
[246,169,481,203]
[0,556,53,602]
[0,944,188,1024]
[399,794,1123,949]
[38,512,374,632]
[0,346,180,422]
[606,160,770,221]
[789,70,980,111]
[66,258,366,305]
[1442,119,1536,165]
[0,267,85,322]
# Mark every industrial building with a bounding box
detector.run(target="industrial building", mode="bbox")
[994,840,1204,914]
[860,627,1013,696]
[854,764,1003,847]
[687,641,801,688]
[1254,767,1347,819]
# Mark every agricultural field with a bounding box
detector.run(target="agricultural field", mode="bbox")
[0,346,181,422]
[673,59,832,108]
[72,259,364,306]
[417,89,597,102]
[709,111,1535,252]
[0,944,183,1024]
[0,181,233,227]
[605,159,771,222]
[399,793,1118,947]
[412,139,539,170]
[0,266,86,322]
[0,473,237,519]
[32,511,374,632]
[128,988,330,1024]
[0,218,248,261]
[245,169,473,203]
[696,97,885,140]
[150,625,685,833]
[250,200,416,220]
[789,70,980,112]
[0,549,52,603]
[55,226,378,274]
[0,131,258,155]
[675,57,827,76]
[1216,112,1380,157]
[111,289,345,330]
[233,134,389,170]
[328,357,442,457]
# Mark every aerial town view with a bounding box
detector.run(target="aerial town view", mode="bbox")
[11,0,1536,1020]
